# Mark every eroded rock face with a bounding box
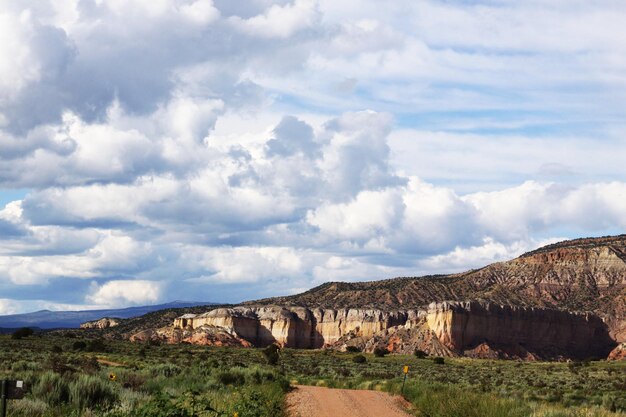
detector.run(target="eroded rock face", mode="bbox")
[426,301,615,359]
[168,302,615,359]
[129,325,253,347]
[251,235,626,344]
[80,318,120,329]
[608,343,626,360]
[173,306,410,348]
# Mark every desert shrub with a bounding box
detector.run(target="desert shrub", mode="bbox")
[47,354,71,374]
[8,399,48,417]
[397,381,529,417]
[346,346,361,353]
[414,349,427,359]
[32,371,70,406]
[433,357,445,365]
[373,347,389,357]
[149,363,182,378]
[86,338,107,352]
[73,341,87,351]
[12,360,39,372]
[69,374,118,411]
[12,327,34,339]
[51,345,63,353]
[79,356,101,373]
[352,354,367,364]
[217,370,245,386]
[234,389,283,417]
[263,344,281,365]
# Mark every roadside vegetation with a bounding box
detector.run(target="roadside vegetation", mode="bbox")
[1,332,626,416]
[0,333,287,417]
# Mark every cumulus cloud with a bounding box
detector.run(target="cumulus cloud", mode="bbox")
[2,1,626,313]
[86,280,163,307]
[229,0,319,39]
[0,299,21,315]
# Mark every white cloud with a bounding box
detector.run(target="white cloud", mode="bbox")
[230,0,319,39]
[0,299,21,315]
[183,246,306,283]
[307,188,404,242]
[179,0,220,25]
[86,280,163,307]
[2,1,626,313]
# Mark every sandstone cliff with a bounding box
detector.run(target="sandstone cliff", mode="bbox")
[80,318,120,329]
[608,343,626,361]
[171,306,411,349]
[425,301,614,359]
[162,301,615,360]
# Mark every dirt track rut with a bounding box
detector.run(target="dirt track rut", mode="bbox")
[286,385,413,417]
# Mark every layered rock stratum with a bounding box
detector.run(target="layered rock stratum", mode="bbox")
[165,301,614,360]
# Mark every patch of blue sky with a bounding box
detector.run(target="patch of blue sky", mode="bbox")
[394,110,606,137]
[0,189,30,208]
[533,227,626,242]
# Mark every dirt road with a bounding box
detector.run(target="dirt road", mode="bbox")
[286,385,413,417]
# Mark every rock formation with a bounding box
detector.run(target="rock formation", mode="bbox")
[164,301,615,360]
[120,235,626,360]
[424,301,614,359]
[170,306,411,349]
[608,343,626,361]
[80,318,120,329]
[251,235,626,345]
[130,325,253,347]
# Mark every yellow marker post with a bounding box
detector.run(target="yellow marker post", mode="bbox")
[401,366,409,396]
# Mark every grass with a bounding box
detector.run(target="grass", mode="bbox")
[1,333,626,416]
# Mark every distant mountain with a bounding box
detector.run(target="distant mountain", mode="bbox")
[0,301,215,329]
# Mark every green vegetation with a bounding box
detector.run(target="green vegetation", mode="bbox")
[1,333,626,416]
[0,334,288,417]
[281,349,626,416]
[11,327,34,340]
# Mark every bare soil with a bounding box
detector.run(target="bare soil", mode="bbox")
[285,385,413,417]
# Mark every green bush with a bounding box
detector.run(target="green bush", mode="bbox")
[352,354,367,364]
[433,357,445,365]
[217,370,245,386]
[68,374,118,411]
[234,389,283,417]
[414,349,427,358]
[73,341,87,351]
[32,371,70,407]
[12,327,34,339]
[149,363,182,378]
[263,344,281,365]
[373,347,389,357]
[86,338,107,352]
[109,392,193,417]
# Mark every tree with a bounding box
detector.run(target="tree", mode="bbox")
[12,327,34,339]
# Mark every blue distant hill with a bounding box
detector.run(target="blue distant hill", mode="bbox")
[0,301,214,330]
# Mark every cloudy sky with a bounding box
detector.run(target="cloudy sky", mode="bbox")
[1,0,626,314]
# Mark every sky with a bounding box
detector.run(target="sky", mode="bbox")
[1,0,626,314]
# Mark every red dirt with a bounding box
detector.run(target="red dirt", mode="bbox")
[286,385,413,417]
